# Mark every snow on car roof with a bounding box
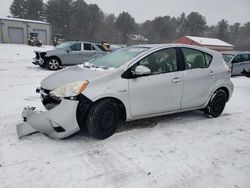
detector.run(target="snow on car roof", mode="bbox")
[186,36,233,47]
[0,16,50,25]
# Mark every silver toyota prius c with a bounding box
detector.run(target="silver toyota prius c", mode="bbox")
[17,44,234,140]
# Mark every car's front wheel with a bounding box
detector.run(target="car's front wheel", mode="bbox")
[204,89,227,118]
[47,57,60,70]
[86,99,121,139]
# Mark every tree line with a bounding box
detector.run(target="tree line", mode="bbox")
[10,0,250,50]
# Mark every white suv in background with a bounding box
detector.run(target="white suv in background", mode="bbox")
[222,51,250,76]
[17,44,234,140]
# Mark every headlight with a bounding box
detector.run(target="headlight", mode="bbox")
[49,81,89,98]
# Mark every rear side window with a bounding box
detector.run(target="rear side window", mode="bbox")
[241,54,250,62]
[84,43,95,51]
[182,48,212,69]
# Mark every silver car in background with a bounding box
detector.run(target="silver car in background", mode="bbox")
[33,41,108,70]
[222,51,250,76]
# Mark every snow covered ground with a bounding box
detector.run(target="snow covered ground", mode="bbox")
[0,44,250,188]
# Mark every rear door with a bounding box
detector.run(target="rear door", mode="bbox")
[180,47,215,109]
[82,43,99,62]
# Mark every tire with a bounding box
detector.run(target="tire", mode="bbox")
[204,90,227,118]
[47,57,60,70]
[86,99,120,139]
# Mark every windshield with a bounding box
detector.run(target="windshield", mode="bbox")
[89,47,148,68]
[222,54,235,62]
[56,41,73,49]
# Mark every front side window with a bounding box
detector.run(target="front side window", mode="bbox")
[70,43,81,51]
[135,48,177,75]
[182,48,212,69]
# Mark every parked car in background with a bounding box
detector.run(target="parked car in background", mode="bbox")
[17,44,234,140]
[33,41,109,70]
[222,51,250,76]
[52,34,64,46]
[28,32,42,46]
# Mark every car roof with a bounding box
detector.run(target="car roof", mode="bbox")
[130,43,218,55]
[222,51,250,55]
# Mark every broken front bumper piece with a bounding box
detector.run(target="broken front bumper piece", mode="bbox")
[17,99,80,139]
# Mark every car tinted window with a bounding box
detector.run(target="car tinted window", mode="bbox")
[70,43,81,51]
[232,55,241,63]
[241,54,250,62]
[222,54,235,62]
[182,48,209,69]
[136,48,177,74]
[84,43,92,51]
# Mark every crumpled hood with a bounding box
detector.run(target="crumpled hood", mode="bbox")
[41,66,109,90]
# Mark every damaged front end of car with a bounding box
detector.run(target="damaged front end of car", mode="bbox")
[17,80,90,139]
[17,99,80,139]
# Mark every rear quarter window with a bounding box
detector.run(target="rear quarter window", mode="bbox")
[204,53,213,67]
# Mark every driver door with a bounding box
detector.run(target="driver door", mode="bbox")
[128,48,183,117]
[65,42,83,65]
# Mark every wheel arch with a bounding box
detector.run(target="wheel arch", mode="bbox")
[45,56,62,65]
[93,97,127,122]
[215,87,230,102]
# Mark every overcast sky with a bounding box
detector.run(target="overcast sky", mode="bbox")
[0,0,249,25]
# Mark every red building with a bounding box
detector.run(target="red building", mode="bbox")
[175,36,233,52]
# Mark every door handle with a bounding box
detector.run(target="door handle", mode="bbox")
[172,77,181,83]
[209,71,215,76]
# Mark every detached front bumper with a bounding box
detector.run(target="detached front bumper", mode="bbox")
[17,99,80,139]
[32,58,44,66]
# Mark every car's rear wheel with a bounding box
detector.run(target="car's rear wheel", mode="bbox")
[86,99,121,139]
[47,57,60,70]
[204,90,227,118]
